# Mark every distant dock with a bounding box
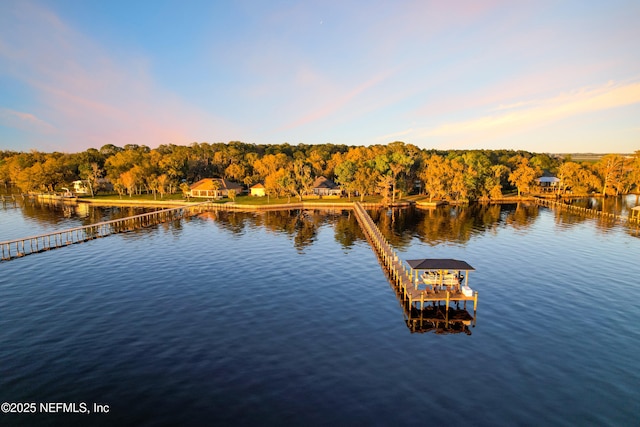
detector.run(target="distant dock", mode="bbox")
[534,197,640,225]
[0,202,222,261]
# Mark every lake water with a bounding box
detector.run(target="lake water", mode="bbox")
[1,196,639,426]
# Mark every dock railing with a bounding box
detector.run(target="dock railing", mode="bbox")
[0,202,217,261]
[352,202,478,314]
[353,203,429,309]
[534,197,640,225]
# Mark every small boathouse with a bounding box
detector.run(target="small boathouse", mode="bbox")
[407,258,475,294]
[405,258,478,311]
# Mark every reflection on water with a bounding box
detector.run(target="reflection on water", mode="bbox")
[368,196,640,247]
[404,306,474,335]
[199,209,364,252]
[369,203,542,248]
[4,177,637,247]
[0,198,165,241]
[2,191,639,426]
[375,244,477,334]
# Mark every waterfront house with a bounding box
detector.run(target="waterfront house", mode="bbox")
[72,180,90,194]
[311,176,341,196]
[189,178,244,198]
[535,176,561,193]
[250,183,266,197]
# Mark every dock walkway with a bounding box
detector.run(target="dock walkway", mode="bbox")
[0,202,223,261]
[534,197,640,225]
[3,199,478,322]
[352,202,477,313]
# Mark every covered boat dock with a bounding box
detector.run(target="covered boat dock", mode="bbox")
[405,258,478,311]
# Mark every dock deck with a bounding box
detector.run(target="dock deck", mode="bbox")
[352,202,478,316]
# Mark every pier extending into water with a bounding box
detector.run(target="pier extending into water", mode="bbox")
[3,199,479,318]
[352,202,478,317]
[534,197,640,225]
[3,199,479,328]
[0,202,222,261]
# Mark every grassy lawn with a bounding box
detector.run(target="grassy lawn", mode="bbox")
[79,192,192,202]
[78,192,387,205]
[231,194,385,205]
[234,195,350,205]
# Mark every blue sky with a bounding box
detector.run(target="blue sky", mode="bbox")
[1,0,639,153]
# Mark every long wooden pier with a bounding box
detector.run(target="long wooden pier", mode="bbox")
[534,197,640,225]
[0,202,221,261]
[353,202,478,315]
[3,199,479,327]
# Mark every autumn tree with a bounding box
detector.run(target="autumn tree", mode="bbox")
[420,154,448,202]
[488,165,510,200]
[628,151,640,195]
[353,165,379,202]
[180,182,191,201]
[377,174,394,206]
[157,174,169,199]
[596,154,626,196]
[509,157,540,196]
[114,181,126,199]
[79,162,103,197]
[119,171,137,197]
[210,179,221,199]
[558,161,602,195]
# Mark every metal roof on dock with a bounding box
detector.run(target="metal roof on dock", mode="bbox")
[406,259,475,271]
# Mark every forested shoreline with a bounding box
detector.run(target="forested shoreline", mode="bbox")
[1,142,638,203]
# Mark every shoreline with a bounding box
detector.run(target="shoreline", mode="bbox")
[71,193,609,210]
[77,197,386,210]
[75,195,543,209]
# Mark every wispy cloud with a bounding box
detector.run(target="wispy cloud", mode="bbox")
[0,2,235,151]
[276,67,399,132]
[428,80,640,137]
[0,108,57,134]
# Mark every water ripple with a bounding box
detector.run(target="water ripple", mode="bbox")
[0,207,638,425]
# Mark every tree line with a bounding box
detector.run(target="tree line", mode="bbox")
[1,141,638,202]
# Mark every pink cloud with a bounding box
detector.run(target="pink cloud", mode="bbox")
[0,108,56,134]
[0,2,236,151]
[427,79,640,138]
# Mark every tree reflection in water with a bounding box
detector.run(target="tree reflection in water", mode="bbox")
[5,197,638,249]
[368,203,541,249]
[203,209,350,252]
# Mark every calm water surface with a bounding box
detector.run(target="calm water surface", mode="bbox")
[1,197,639,426]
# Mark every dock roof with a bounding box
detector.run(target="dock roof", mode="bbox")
[406,258,475,271]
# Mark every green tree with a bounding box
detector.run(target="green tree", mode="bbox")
[334,159,357,199]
